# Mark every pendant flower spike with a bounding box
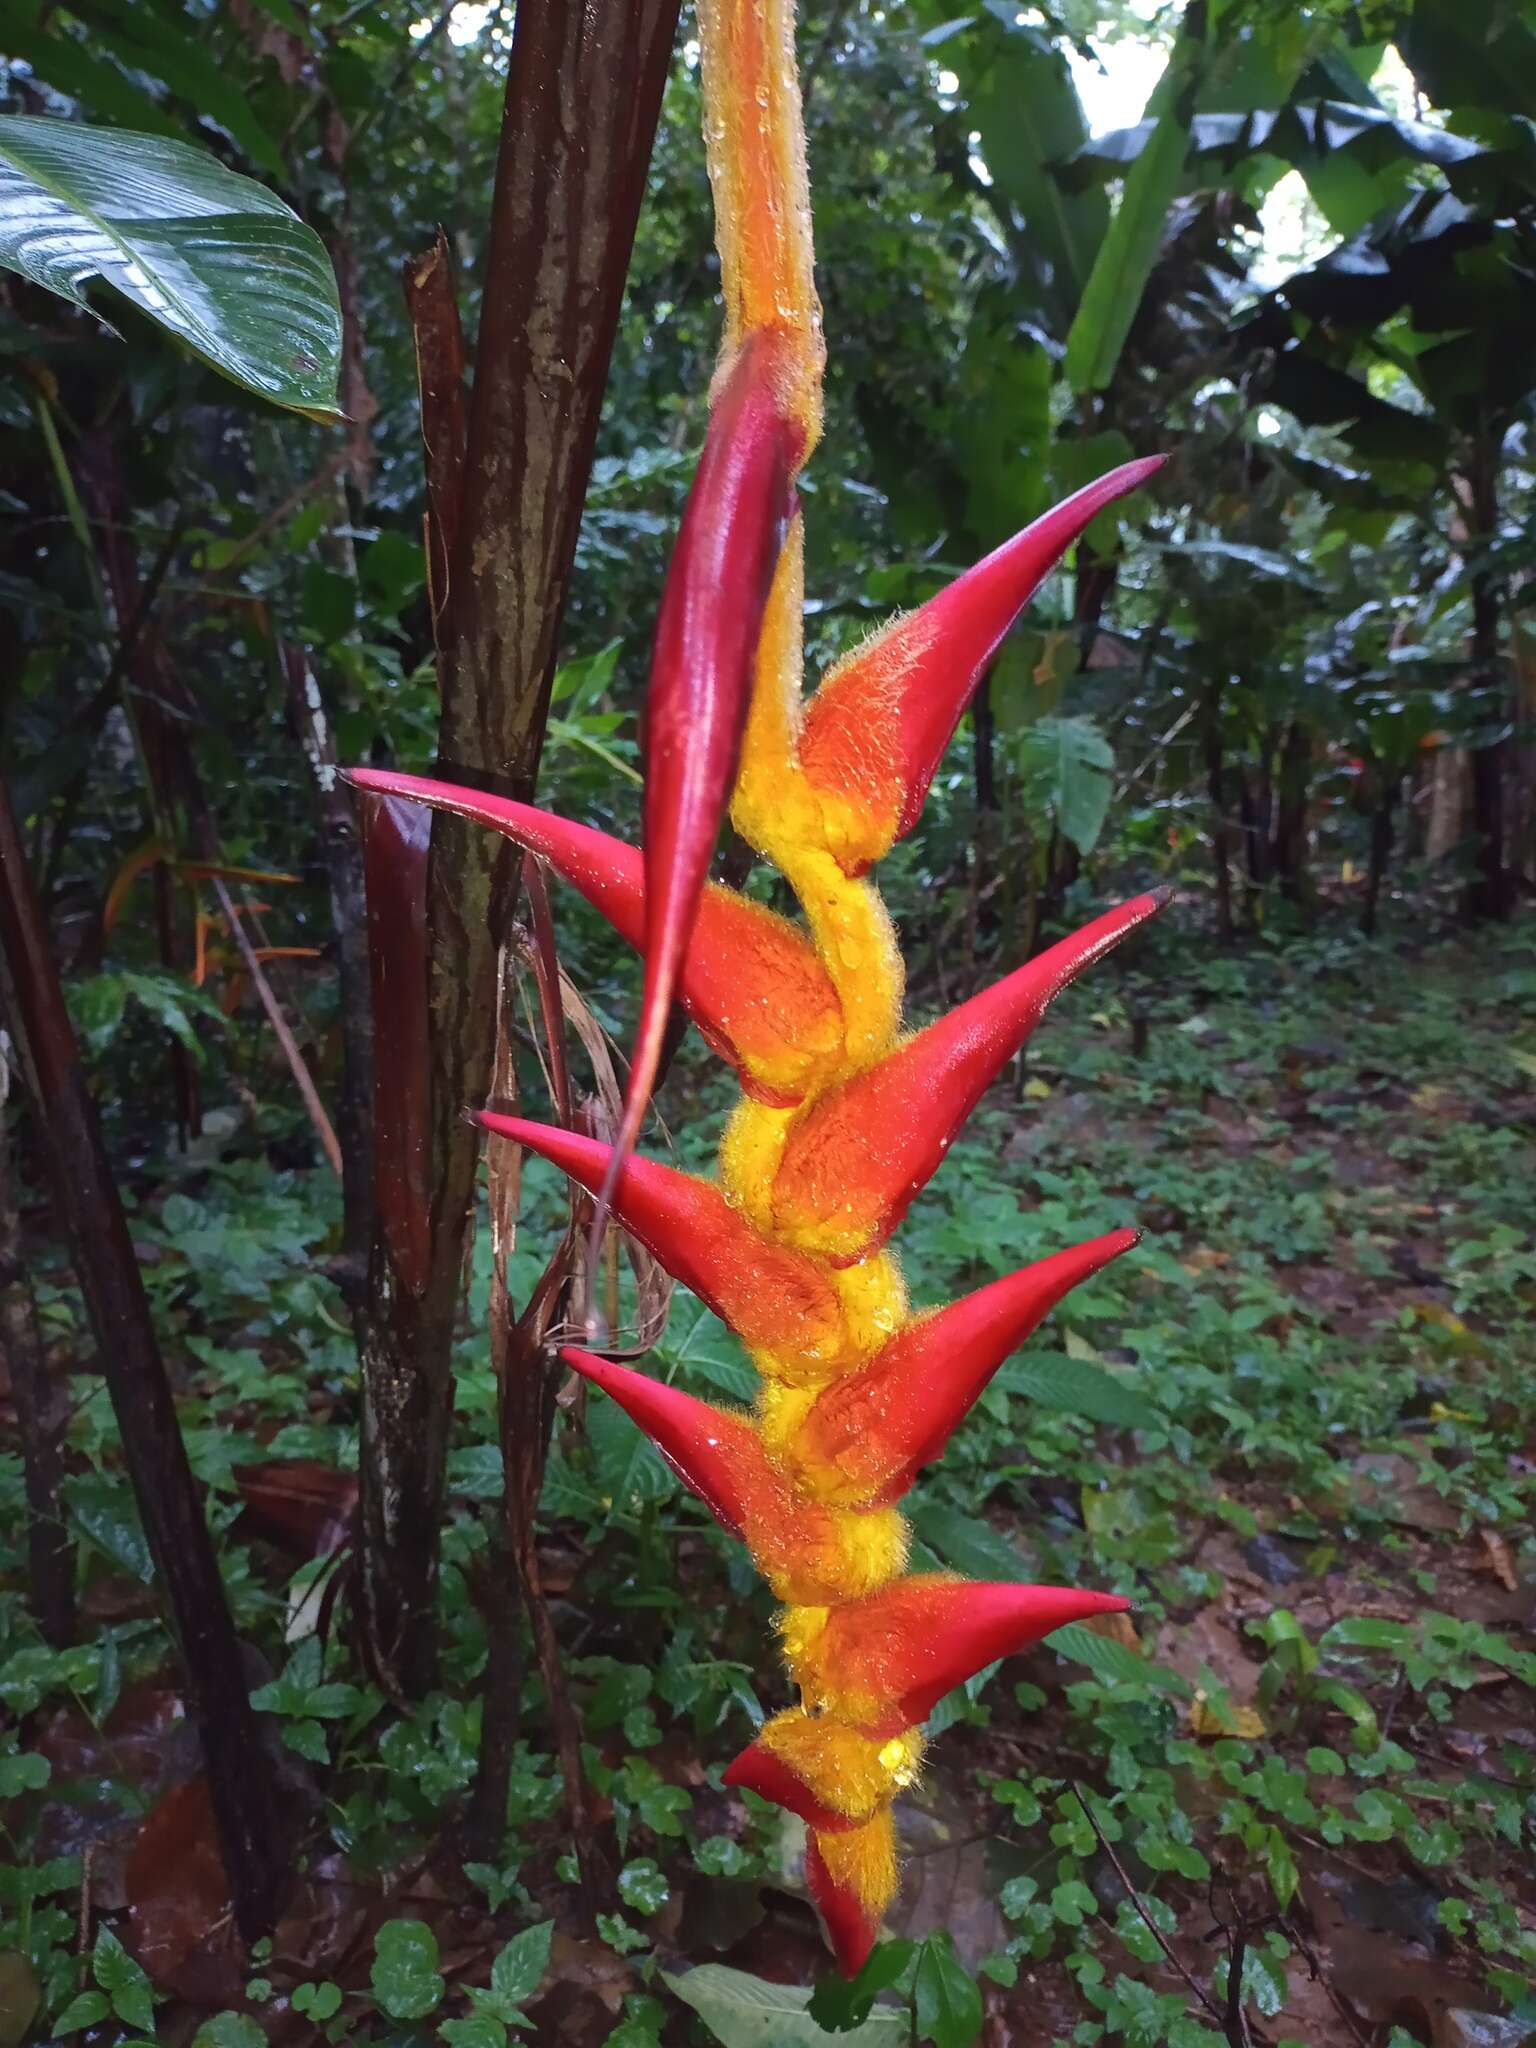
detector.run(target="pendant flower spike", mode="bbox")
[349,0,1167,1978]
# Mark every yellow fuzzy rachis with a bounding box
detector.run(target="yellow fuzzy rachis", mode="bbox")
[685,0,981,1970]
[749,1498,908,1606]
[813,1807,900,1917]
[760,1711,925,1823]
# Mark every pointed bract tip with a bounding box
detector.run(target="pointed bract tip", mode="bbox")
[806,1836,884,1979]
[799,1225,1142,1504]
[722,1742,859,1834]
[800,456,1169,871]
[559,1345,763,1537]
[767,894,1167,1264]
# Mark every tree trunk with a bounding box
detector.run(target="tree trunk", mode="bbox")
[0,776,288,1936]
[1203,682,1234,943]
[0,1049,74,1647]
[966,672,998,960]
[1273,718,1310,906]
[1463,434,1513,921]
[356,0,683,1695]
[1362,770,1398,938]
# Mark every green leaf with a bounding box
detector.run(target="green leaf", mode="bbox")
[52,1991,110,2036]
[907,1499,1033,1582]
[0,1751,49,1797]
[1318,1616,1412,1655]
[1017,715,1116,855]
[1060,1,1208,398]
[1263,1826,1299,1911]
[370,1920,444,2022]
[665,1965,909,2046]
[1064,102,1189,393]
[618,1859,669,1916]
[551,639,622,713]
[0,115,341,417]
[1048,1622,1191,1696]
[291,1982,342,2022]
[62,1473,154,1584]
[280,1718,328,1762]
[995,1351,1158,1431]
[912,1933,984,2048]
[441,2018,509,2048]
[808,1942,915,2034]
[588,1399,675,1512]
[488,1920,553,2010]
[300,564,356,644]
[967,21,1106,329]
[92,1927,156,2035]
[40,2,286,176]
[695,1835,751,1879]
[191,2018,267,2048]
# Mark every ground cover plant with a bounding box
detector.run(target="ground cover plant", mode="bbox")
[1,0,1534,2043]
[2,922,1533,2044]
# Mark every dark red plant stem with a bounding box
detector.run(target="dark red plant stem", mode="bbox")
[0,1052,74,1646]
[0,773,287,1936]
[357,0,684,1695]
[360,795,432,1297]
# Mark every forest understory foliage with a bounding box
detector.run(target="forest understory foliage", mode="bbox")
[3,926,1535,2046]
[1,0,1534,2043]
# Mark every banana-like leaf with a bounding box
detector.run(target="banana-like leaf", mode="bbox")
[1061,13,1207,396]
[0,117,341,420]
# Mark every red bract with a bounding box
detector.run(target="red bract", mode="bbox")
[796,1227,1141,1505]
[798,457,1165,874]
[477,1113,850,1366]
[620,329,806,1183]
[559,1344,773,1535]
[794,1575,1132,1734]
[768,890,1169,1263]
[343,767,842,1104]
[807,1834,887,1978]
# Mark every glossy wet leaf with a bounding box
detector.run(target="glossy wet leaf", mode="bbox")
[618,1858,670,1915]
[907,1498,1034,1583]
[1048,1621,1191,1696]
[1016,715,1115,855]
[488,1919,553,2011]
[0,116,341,418]
[995,1349,1159,1430]
[911,1933,983,2048]
[371,1920,444,2021]
[191,2018,266,2048]
[665,1964,908,2045]
[91,1927,157,2036]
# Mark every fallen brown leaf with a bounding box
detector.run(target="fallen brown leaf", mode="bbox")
[1476,1528,1519,1595]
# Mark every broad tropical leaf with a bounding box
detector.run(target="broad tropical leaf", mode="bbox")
[1017,714,1116,856]
[665,1964,908,2046]
[0,116,341,419]
[1062,10,1207,396]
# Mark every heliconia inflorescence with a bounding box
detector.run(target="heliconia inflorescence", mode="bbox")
[348,0,1166,1977]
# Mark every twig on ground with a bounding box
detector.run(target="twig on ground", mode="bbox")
[1070,1783,1226,2030]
